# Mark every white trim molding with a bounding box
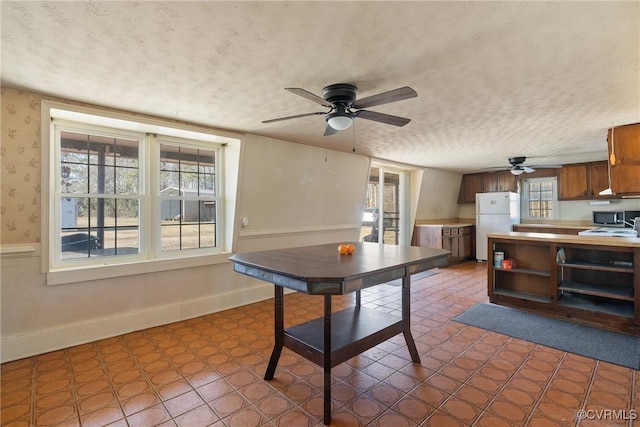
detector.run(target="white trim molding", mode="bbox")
[237,223,360,238]
[0,243,40,258]
[0,281,274,363]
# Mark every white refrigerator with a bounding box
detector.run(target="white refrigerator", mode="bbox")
[475,192,520,261]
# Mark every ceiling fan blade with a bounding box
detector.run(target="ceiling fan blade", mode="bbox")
[356,110,411,127]
[262,111,326,124]
[323,124,338,136]
[352,86,417,109]
[285,88,334,107]
[523,166,535,173]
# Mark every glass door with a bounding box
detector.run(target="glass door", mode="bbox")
[361,167,406,245]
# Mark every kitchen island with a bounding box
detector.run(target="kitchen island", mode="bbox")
[487,232,640,334]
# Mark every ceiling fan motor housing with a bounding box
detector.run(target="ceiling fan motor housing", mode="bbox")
[508,156,527,166]
[322,83,358,106]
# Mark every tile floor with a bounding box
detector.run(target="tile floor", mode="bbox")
[1,261,638,427]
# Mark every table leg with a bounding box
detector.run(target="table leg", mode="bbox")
[402,275,421,363]
[323,294,332,425]
[355,289,361,309]
[264,285,284,380]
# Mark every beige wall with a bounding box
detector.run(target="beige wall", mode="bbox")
[0,88,370,362]
[414,167,464,220]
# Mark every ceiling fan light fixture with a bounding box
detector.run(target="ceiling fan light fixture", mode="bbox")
[510,168,524,176]
[327,114,353,131]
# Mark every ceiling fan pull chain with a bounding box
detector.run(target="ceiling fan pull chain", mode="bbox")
[352,121,356,153]
[609,123,616,166]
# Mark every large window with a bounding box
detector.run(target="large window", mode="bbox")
[51,118,224,269]
[523,177,558,219]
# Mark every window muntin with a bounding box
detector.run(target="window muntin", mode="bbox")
[524,177,558,219]
[53,120,223,268]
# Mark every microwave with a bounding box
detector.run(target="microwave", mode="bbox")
[593,210,640,227]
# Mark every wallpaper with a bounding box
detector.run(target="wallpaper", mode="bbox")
[1,88,42,244]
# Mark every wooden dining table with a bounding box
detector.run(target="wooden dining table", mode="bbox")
[229,242,449,424]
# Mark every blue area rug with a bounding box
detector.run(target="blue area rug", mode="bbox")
[453,303,640,370]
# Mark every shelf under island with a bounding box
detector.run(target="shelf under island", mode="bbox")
[487,232,640,334]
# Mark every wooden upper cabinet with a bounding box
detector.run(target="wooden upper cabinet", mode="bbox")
[609,123,640,195]
[457,174,483,203]
[481,171,516,193]
[497,171,516,192]
[559,163,588,200]
[458,171,517,203]
[588,161,613,199]
[481,173,499,193]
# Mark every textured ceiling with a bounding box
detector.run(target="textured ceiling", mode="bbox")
[2,1,639,173]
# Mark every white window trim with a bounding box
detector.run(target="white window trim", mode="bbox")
[522,176,560,220]
[41,100,242,285]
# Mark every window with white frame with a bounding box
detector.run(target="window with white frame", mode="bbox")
[523,177,558,219]
[51,117,224,268]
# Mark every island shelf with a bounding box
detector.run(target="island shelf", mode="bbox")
[487,232,640,334]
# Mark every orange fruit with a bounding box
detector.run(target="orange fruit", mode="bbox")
[346,244,355,254]
[338,244,349,255]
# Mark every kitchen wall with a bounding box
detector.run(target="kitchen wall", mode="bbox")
[0,88,369,362]
[558,199,640,223]
[457,195,640,223]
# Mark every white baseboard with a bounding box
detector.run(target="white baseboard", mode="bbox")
[0,283,275,363]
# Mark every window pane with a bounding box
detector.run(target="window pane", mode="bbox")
[60,197,139,259]
[115,167,138,194]
[161,222,181,251]
[160,200,216,251]
[62,163,88,193]
[61,131,139,196]
[181,224,201,250]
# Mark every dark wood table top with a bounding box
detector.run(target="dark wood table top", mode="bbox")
[229,242,449,295]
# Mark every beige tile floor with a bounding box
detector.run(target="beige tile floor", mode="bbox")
[1,261,638,426]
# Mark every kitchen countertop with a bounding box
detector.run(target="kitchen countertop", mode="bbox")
[415,220,475,227]
[515,223,595,230]
[488,231,640,247]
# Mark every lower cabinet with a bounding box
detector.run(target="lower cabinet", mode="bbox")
[413,225,474,263]
[488,235,639,334]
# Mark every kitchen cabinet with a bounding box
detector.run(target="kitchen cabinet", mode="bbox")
[488,233,640,334]
[482,171,516,193]
[558,161,619,200]
[413,224,474,263]
[559,164,588,200]
[498,172,517,193]
[609,123,640,195]
[588,161,614,199]
[457,174,483,204]
[458,171,519,203]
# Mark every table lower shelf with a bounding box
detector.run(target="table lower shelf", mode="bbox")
[284,307,403,368]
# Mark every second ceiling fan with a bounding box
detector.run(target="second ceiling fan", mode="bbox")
[262,83,417,136]
[489,157,559,175]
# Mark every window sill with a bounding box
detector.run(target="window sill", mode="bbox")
[46,252,232,286]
